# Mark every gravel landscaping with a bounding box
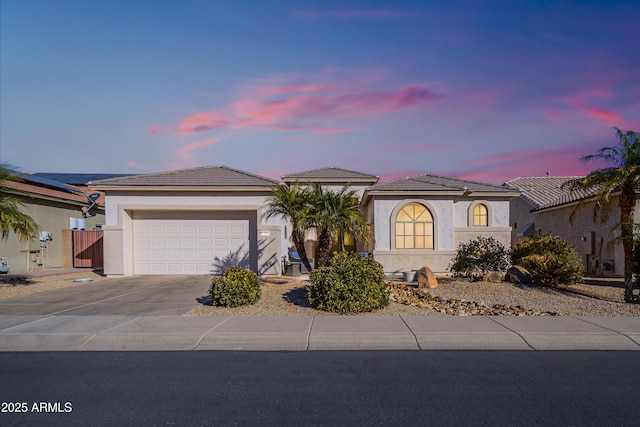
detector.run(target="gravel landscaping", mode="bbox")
[188,276,640,317]
[2,272,639,317]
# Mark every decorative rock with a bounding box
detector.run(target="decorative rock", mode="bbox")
[417,266,438,289]
[386,283,559,316]
[505,265,532,283]
[483,271,504,283]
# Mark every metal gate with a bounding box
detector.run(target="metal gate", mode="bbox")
[72,230,104,268]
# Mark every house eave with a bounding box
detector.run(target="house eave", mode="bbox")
[361,189,519,204]
[283,177,378,185]
[90,185,274,193]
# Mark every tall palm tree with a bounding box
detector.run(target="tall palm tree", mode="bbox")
[563,128,640,303]
[263,183,314,272]
[308,183,370,268]
[0,164,38,242]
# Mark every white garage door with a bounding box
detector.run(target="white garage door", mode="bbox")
[133,211,252,274]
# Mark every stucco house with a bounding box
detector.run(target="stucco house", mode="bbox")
[0,172,105,273]
[504,176,635,277]
[361,174,518,273]
[92,166,519,276]
[90,166,287,276]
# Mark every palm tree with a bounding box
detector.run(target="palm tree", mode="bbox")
[263,183,314,272]
[0,164,38,242]
[563,128,640,303]
[308,183,370,268]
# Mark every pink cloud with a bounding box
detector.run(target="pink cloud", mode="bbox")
[175,137,220,160]
[566,98,622,124]
[152,74,443,137]
[177,112,231,135]
[231,84,442,128]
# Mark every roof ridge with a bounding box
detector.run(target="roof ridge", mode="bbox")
[92,166,208,183]
[419,173,509,190]
[505,175,585,184]
[218,165,280,184]
[89,165,279,187]
[283,166,378,178]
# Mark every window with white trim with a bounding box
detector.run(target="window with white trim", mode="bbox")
[472,203,488,226]
[395,203,434,249]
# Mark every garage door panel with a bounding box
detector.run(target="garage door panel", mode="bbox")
[182,238,197,247]
[133,211,253,274]
[198,238,213,246]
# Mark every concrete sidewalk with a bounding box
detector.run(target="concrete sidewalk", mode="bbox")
[1,315,640,351]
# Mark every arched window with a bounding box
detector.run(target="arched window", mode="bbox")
[395,203,433,249]
[473,203,488,226]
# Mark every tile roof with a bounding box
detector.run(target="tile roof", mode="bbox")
[6,181,90,205]
[368,174,515,193]
[33,173,135,185]
[282,167,379,182]
[89,166,279,188]
[503,176,592,209]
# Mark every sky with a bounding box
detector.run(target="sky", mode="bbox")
[1,0,639,185]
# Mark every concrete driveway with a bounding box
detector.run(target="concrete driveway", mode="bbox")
[0,276,211,316]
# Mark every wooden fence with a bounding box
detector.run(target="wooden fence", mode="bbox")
[72,230,104,268]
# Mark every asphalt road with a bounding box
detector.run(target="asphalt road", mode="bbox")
[2,351,640,426]
[0,275,210,315]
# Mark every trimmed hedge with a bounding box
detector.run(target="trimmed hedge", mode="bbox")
[511,234,584,285]
[209,266,261,307]
[307,251,390,313]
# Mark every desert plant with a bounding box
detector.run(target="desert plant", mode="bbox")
[208,266,261,307]
[563,128,640,302]
[0,164,38,241]
[448,236,510,280]
[307,251,389,313]
[511,234,584,286]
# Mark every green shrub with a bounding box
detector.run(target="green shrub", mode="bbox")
[448,236,510,280]
[307,251,390,313]
[511,234,584,285]
[209,266,261,307]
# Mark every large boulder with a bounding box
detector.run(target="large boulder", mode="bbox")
[417,266,438,289]
[505,265,532,283]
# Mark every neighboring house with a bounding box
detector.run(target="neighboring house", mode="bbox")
[90,166,286,276]
[92,165,518,277]
[0,172,104,274]
[504,176,633,277]
[33,173,134,207]
[361,175,518,273]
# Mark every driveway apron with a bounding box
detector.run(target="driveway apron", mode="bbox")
[0,276,211,316]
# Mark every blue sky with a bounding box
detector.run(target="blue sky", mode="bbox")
[1,0,638,184]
